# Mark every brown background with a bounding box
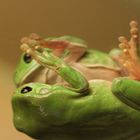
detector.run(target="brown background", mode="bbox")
[1,0,140,139]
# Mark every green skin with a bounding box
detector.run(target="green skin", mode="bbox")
[12,36,140,140]
[14,36,119,87]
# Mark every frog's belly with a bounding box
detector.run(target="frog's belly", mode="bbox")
[71,63,122,81]
[45,63,122,86]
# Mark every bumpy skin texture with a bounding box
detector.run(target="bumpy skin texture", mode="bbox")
[12,21,140,140]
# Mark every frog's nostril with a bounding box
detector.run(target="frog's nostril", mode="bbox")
[23,53,32,63]
[21,86,32,94]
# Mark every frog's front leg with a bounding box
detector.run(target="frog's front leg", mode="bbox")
[112,21,140,111]
[112,77,140,111]
[20,43,89,93]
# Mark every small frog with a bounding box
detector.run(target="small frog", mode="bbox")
[14,34,121,87]
[12,21,140,140]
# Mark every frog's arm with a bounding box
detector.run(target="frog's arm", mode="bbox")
[112,77,140,111]
[20,43,89,93]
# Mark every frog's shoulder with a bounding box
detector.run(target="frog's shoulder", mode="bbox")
[78,49,120,69]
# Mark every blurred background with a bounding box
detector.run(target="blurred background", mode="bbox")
[1,0,140,139]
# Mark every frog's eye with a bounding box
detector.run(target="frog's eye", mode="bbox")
[21,86,32,94]
[23,53,32,63]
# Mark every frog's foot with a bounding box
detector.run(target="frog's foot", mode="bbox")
[20,42,61,70]
[21,33,41,45]
[21,33,71,57]
[21,33,56,50]
[21,34,87,61]
[118,20,140,80]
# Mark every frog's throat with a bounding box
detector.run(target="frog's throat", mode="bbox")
[14,64,47,87]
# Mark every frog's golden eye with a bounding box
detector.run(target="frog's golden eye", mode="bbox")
[23,53,32,63]
[21,86,32,94]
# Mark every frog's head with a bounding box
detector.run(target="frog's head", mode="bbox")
[13,53,47,87]
[12,80,121,139]
[12,83,81,138]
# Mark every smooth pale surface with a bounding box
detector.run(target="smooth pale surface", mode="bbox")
[1,0,140,139]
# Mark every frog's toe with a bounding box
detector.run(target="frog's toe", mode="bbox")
[112,77,140,111]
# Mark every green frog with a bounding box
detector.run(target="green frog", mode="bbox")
[12,21,140,140]
[14,34,120,87]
